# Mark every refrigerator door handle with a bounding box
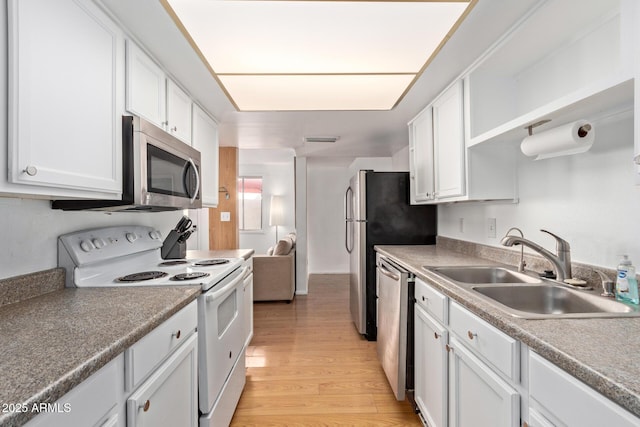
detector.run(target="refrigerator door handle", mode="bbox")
[345,186,354,253]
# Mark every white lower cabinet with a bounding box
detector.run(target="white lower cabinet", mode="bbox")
[529,352,640,427]
[24,301,198,427]
[243,257,254,349]
[127,333,198,427]
[25,355,124,427]
[448,336,520,427]
[414,304,448,427]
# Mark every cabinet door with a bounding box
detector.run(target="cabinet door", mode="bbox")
[25,355,123,427]
[7,0,123,197]
[449,336,519,427]
[414,304,448,427]
[127,333,198,427]
[409,107,435,203]
[243,270,254,348]
[433,81,465,199]
[192,104,219,207]
[126,40,166,129]
[166,80,192,144]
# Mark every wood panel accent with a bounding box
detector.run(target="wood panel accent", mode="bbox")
[231,276,421,425]
[208,147,238,249]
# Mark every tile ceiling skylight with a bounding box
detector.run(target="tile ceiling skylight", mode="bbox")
[163,0,475,111]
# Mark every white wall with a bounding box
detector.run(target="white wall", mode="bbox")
[439,115,640,270]
[0,198,183,279]
[238,149,295,254]
[392,145,410,171]
[306,156,393,274]
[307,161,352,273]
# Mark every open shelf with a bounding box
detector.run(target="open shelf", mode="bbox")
[466,0,633,147]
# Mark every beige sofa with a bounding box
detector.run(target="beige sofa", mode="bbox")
[252,233,296,302]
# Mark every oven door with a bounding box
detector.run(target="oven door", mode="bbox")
[197,266,247,413]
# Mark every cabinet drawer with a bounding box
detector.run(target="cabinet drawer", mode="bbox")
[125,300,197,390]
[415,277,448,324]
[449,301,519,381]
[25,354,122,427]
[530,352,640,427]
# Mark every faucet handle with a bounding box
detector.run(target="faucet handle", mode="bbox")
[540,229,570,251]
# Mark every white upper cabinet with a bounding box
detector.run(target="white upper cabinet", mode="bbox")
[191,104,219,207]
[409,107,435,203]
[433,81,465,200]
[126,40,166,129]
[409,79,516,205]
[125,41,192,144]
[167,80,193,144]
[6,0,124,199]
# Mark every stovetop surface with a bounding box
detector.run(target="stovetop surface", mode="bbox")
[58,225,243,290]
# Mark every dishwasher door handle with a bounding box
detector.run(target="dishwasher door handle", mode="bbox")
[377,262,400,281]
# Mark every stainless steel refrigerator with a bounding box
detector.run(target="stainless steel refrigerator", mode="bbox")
[345,170,437,341]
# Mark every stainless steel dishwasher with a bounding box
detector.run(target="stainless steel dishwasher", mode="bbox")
[376,253,414,401]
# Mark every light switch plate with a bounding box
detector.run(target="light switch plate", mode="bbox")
[487,218,497,238]
[221,212,231,222]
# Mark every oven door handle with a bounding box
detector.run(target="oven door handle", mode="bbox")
[205,266,248,303]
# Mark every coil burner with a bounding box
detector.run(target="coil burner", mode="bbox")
[116,271,169,282]
[159,260,189,266]
[193,259,230,266]
[171,272,210,281]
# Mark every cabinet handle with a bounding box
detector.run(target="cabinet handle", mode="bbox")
[445,344,453,352]
[172,330,181,339]
[171,126,178,132]
[434,332,440,339]
[140,400,150,412]
[467,331,477,340]
[24,166,38,176]
[422,295,427,302]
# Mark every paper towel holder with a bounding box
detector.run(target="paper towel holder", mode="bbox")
[524,119,552,136]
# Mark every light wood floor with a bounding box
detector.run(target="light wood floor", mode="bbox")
[230,275,422,426]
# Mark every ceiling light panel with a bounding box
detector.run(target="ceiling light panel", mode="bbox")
[164,0,473,111]
[218,74,415,111]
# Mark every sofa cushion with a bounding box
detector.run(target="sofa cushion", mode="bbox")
[267,246,274,256]
[273,237,293,255]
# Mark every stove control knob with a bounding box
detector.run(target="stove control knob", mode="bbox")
[149,230,162,240]
[80,240,95,252]
[126,232,138,243]
[92,238,107,249]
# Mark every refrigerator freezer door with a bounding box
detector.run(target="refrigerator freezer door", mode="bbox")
[348,171,368,335]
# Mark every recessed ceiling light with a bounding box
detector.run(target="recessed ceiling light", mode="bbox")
[163,0,475,112]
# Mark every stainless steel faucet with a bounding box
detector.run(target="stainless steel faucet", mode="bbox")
[500,229,572,281]
[504,227,526,272]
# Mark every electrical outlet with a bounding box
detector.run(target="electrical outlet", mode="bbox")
[459,218,465,233]
[221,212,231,222]
[488,218,497,238]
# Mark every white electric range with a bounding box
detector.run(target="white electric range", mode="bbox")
[58,225,248,427]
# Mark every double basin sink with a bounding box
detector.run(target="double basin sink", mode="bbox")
[424,266,640,319]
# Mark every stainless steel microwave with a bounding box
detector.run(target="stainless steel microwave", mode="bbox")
[53,116,202,211]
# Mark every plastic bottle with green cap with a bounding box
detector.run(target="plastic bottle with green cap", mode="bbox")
[615,255,639,305]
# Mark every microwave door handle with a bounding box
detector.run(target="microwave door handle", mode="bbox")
[187,158,200,204]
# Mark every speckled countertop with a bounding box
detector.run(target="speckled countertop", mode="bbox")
[187,248,255,261]
[375,244,640,418]
[0,269,200,427]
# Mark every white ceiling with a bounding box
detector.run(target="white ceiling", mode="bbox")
[98,0,539,159]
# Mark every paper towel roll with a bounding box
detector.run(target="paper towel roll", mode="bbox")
[520,120,595,160]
